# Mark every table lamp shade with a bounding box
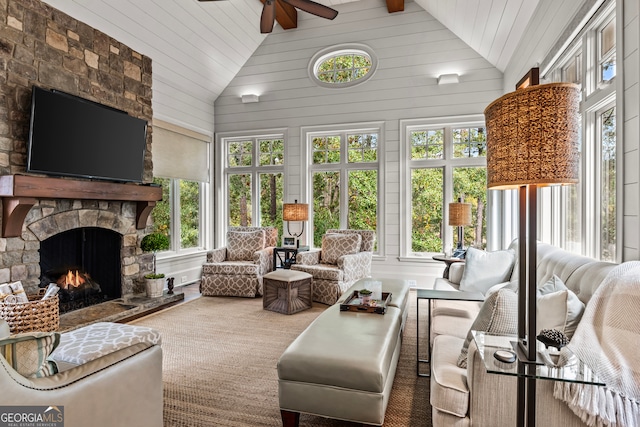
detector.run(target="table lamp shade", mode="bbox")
[283,202,309,221]
[484,83,581,189]
[448,202,472,226]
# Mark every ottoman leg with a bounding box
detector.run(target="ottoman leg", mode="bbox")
[280,410,300,427]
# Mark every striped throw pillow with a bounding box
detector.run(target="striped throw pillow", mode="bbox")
[0,331,60,378]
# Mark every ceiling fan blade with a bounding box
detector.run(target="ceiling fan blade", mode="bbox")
[282,0,338,20]
[260,0,276,33]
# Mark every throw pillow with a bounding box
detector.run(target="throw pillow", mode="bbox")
[321,233,362,265]
[0,331,60,378]
[537,275,585,338]
[226,230,265,261]
[457,288,519,368]
[459,248,516,295]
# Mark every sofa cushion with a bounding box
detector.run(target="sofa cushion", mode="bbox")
[459,248,515,294]
[226,230,265,261]
[0,331,59,378]
[431,334,469,418]
[537,275,585,338]
[321,233,362,265]
[457,288,518,368]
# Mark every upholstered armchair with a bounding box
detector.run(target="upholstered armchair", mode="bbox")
[290,229,375,305]
[200,226,278,298]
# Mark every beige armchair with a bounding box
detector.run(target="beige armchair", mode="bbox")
[200,226,278,297]
[0,319,163,427]
[291,229,375,305]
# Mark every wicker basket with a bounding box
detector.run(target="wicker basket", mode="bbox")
[0,294,59,333]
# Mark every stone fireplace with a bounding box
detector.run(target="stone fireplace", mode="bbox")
[0,0,158,309]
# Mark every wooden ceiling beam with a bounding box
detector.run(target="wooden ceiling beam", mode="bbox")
[386,0,404,13]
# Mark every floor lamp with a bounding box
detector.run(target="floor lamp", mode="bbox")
[448,198,472,258]
[484,76,580,427]
[282,200,309,248]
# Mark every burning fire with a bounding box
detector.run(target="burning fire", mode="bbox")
[57,270,87,289]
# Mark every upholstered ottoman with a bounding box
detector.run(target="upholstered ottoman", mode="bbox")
[263,270,313,314]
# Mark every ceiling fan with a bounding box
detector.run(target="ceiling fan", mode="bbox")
[198,0,338,34]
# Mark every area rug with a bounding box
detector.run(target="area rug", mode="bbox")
[131,290,431,426]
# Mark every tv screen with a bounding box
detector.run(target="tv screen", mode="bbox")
[27,86,148,183]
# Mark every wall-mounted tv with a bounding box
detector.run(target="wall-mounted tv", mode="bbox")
[27,86,148,183]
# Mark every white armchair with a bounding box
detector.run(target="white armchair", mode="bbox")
[291,229,375,305]
[200,226,278,297]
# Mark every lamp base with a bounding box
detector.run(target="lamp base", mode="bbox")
[510,340,544,365]
[452,248,467,259]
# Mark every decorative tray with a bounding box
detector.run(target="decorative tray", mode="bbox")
[339,291,392,314]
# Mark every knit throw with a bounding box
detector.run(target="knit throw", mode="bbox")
[554,262,640,427]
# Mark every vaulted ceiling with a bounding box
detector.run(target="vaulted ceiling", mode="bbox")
[42,0,539,129]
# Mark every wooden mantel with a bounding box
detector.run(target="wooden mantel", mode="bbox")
[0,175,163,237]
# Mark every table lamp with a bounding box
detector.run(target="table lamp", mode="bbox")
[282,200,309,248]
[448,198,472,258]
[484,75,580,427]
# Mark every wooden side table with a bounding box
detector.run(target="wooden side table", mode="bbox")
[432,256,464,279]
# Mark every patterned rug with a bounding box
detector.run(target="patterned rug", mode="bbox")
[131,290,432,426]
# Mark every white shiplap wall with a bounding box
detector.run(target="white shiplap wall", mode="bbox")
[214,0,503,283]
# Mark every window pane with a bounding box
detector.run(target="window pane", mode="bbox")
[453,168,487,249]
[453,127,486,158]
[312,136,341,164]
[411,129,443,160]
[228,174,252,226]
[563,184,581,253]
[313,171,340,247]
[600,106,616,261]
[259,172,284,239]
[347,133,378,163]
[228,140,253,167]
[411,168,443,252]
[180,180,200,249]
[600,19,616,82]
[259,139,284,166]
[152,177,171,243]
[348,169,377,249]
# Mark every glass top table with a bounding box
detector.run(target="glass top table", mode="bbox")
[471,330,605,386]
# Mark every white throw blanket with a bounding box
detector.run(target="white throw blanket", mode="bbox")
[554,262,640,427]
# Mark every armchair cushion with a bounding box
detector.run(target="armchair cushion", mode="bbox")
[49,322,161,371]
[0,331,60,378]
[292,264,343,282]
[203,262,259,276]
[321,233,362,264]
[227,230,265,261]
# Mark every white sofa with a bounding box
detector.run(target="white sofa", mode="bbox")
[429,242,621,426]
[0,320,163,427]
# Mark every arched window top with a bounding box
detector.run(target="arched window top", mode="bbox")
[309,44,377,88]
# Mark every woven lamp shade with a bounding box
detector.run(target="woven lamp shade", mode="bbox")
[484,82,581,189]
[283,202,309,221]
[448,202,472,226]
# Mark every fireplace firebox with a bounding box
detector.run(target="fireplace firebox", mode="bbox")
[39,227,122,313]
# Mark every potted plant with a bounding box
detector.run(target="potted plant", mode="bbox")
[141,233,170,297]
[359,288,373,306]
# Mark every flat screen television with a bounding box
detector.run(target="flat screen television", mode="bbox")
[27,86,148,183]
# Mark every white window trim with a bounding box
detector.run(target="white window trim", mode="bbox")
[301,122,385,254]
[215,128,287,248]
[308,43,378,89]
[399,114,486,261]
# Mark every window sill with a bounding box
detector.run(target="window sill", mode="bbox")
[397,255,444,264]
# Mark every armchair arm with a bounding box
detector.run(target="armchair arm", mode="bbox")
[207,247,227,263]
[296,250,321,265]
[253,247,274,274]
[337,251,372,282]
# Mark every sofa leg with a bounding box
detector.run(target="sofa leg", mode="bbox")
[280,410,300,427]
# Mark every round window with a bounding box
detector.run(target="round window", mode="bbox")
[309,44,377,88]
